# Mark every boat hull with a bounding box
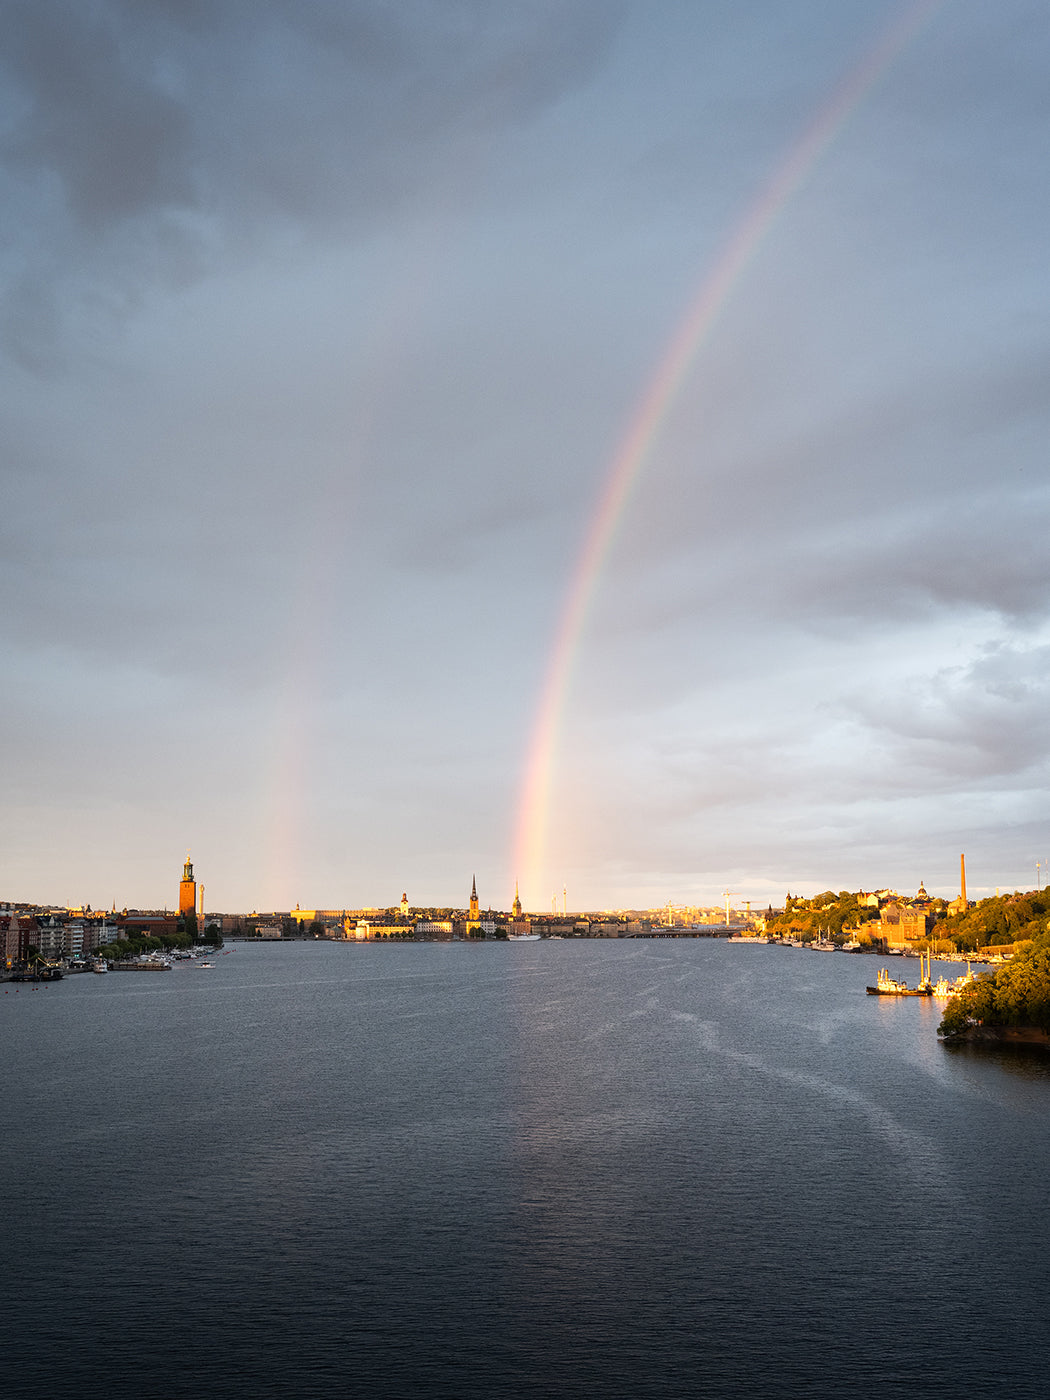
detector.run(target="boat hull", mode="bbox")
[866,986,933,996]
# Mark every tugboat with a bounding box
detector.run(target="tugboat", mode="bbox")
[867,949,934,996]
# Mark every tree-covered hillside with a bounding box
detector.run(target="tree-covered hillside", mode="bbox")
[765,891,881,941]
[938,928,1050,1038]
[940,889,1050,951]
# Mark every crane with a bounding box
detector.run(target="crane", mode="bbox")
[722,891,741,928]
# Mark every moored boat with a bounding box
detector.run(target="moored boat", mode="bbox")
[9,965,65,982]
[866,966,933,997]
[868,949,943,996]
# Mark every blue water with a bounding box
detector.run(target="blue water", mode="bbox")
[3,940,1049,1398]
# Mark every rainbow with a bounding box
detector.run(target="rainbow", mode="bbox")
[511,0,944,907]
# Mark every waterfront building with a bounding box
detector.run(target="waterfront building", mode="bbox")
[119,912,179,938]
[35,916,65,959]
[288,908,345,933]
[3,911,19,968]
[416,920,454,939]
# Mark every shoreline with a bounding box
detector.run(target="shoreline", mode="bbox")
[942,1024,1050,1046]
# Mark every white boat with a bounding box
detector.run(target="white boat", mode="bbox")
[92,959,108,974]
[508,933,541,941]
[933,967,976,997]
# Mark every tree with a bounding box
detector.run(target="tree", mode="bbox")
[939,928,1050,1037]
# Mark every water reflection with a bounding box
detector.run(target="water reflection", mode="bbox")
[940,1039,1050,1080]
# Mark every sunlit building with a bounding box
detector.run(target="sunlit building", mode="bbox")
[415,920,454,939]
[179,855,197,919]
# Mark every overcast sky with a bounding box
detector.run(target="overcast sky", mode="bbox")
[3,0,1049,914]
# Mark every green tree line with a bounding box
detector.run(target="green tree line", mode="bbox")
[768,887,1050,953]
[766,891,882,942]
[940,889,1050,951]
[97,921,222,961]
[939,928,1050,1038]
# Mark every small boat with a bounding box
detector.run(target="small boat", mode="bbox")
[932,966,977,997]
[198,961,214,968]
[92,959,108,974]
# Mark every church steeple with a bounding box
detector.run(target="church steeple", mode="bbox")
[469,875,479,922]
[512,881,522,920]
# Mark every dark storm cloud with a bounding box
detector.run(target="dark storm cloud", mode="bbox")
[1,1,194,225]
[0,0,622,361]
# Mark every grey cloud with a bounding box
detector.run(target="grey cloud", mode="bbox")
[841,643,1050,788]
[593,337,1050,651]
[0,0,622,363]
[594,487,1050,668]
[3,1,1047,909]
[1,1,622,224]
[1,1,194,226]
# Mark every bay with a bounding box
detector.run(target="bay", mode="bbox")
[3,939,1048,1398]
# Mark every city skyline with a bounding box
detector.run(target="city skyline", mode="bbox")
[3,2,1049,911]
[1,854,1025,921]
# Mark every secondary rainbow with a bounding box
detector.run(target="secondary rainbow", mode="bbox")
[511,0,945,907]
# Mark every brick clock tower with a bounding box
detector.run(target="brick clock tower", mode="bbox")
[179,855,197,919]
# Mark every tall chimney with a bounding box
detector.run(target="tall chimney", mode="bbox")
[960,854,967,907]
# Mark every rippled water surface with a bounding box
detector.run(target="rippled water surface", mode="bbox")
[4,940,1049,1398]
